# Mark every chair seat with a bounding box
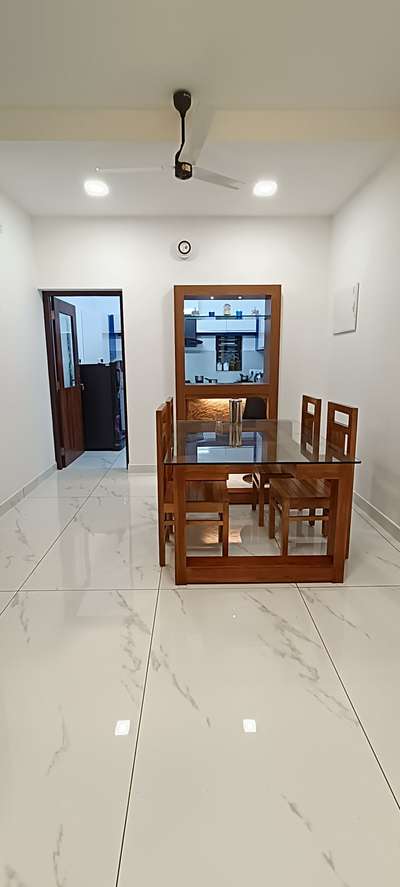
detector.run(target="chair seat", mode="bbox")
[165,479,227,507]
[270,476,331,505]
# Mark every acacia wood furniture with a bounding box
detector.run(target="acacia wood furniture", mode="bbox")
[174,285,281,421]
[269,402,358,556]
[156,399,229,566]
[253,395,322,528]
[300,394,322,528]
[166,417,360,585]
[301,394,322,454]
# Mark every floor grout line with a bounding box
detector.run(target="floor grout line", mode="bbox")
[17,458,117,592]
[296,582,400,814]
[114,577,161,887]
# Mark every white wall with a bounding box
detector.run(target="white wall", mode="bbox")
[0,192,54,504]
[33,216,331,466]
[329,151,400,528]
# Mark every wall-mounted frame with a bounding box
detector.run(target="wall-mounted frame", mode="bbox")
[333,283,360,335]
[174,284,281,420]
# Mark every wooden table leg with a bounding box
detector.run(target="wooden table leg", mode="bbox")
[329,465,353,582]
[258,480,265,527]
[174,465,187,585]
[346,465,355,559]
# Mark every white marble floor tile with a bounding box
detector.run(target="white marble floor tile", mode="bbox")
[26,467,105,499]
[299,510,400,587]
[112,449,128,469]
[0,588,158,887]
[0,591,16,616]
[96,471,157,498]
[63,451,115,473]
[0,498,84,590]
[302,584,400,800]
[23,496,161,590]
[69,450,120,470]
[118,586,400,886]
[353,505,400,553]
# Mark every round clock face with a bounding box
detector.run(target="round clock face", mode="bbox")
[177,239,191,257]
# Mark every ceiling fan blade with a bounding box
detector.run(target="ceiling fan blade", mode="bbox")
[95,165,167,174]
[194,167,244,190]
[179,101,215,165]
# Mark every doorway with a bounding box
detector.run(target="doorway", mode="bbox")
[42,290,129,470]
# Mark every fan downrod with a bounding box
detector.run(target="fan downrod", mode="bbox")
[173,89,193,181]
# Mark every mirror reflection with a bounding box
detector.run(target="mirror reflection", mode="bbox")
[184,297,271,385]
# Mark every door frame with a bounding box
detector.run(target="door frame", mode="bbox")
[42,289,130,470]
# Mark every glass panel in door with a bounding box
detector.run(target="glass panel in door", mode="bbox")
[59,312,76,387]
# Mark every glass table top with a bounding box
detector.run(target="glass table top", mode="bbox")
[167,420,361,465]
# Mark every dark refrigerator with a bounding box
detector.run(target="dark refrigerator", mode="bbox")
[80,361,126,450]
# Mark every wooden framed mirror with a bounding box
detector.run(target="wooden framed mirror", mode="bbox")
[174,284,282,420]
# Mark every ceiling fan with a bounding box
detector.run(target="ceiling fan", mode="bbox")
[96,90,243,191]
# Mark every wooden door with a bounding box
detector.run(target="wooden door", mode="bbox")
[53,298,85,466]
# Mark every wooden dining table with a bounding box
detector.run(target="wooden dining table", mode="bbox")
[166,418,360,586]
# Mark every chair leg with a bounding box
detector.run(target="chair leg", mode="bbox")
[322,508,329,537]
[309,507,316,527]
[252,477,257,511]
[268,494,276,539]
[159,521,166,567]
[259,481,265,527]
[222,503,229,556]
[218,515,223,543]
[281,503,289,556]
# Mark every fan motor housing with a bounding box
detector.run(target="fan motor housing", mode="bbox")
[173,89,192,116]
[175,160,193,181]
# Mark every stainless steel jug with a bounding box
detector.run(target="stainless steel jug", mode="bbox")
[229,398,243,425]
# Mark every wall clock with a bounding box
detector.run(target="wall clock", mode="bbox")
[177,239,192,258]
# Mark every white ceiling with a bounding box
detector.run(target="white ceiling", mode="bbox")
[1,0,399,216]
[1,0,400,109]
[0,139,395,216]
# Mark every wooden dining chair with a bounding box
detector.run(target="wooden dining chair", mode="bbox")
[241,395,283,522]
[300,394,322,454]
[254,394,322,528]
[241,397,267,505]
[269,401,358,555]
[243,397,267,420]
[156,398,229,566]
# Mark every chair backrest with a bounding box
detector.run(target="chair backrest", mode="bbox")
[326,401,358,458]
[156,398,174,505]
[301,395,322,453]
[243,397,267,420]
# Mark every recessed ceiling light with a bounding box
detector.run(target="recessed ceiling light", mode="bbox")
[243,718,257,733]
[253,180,278,198]
[114,719,130,736]
[84,178,109,197]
